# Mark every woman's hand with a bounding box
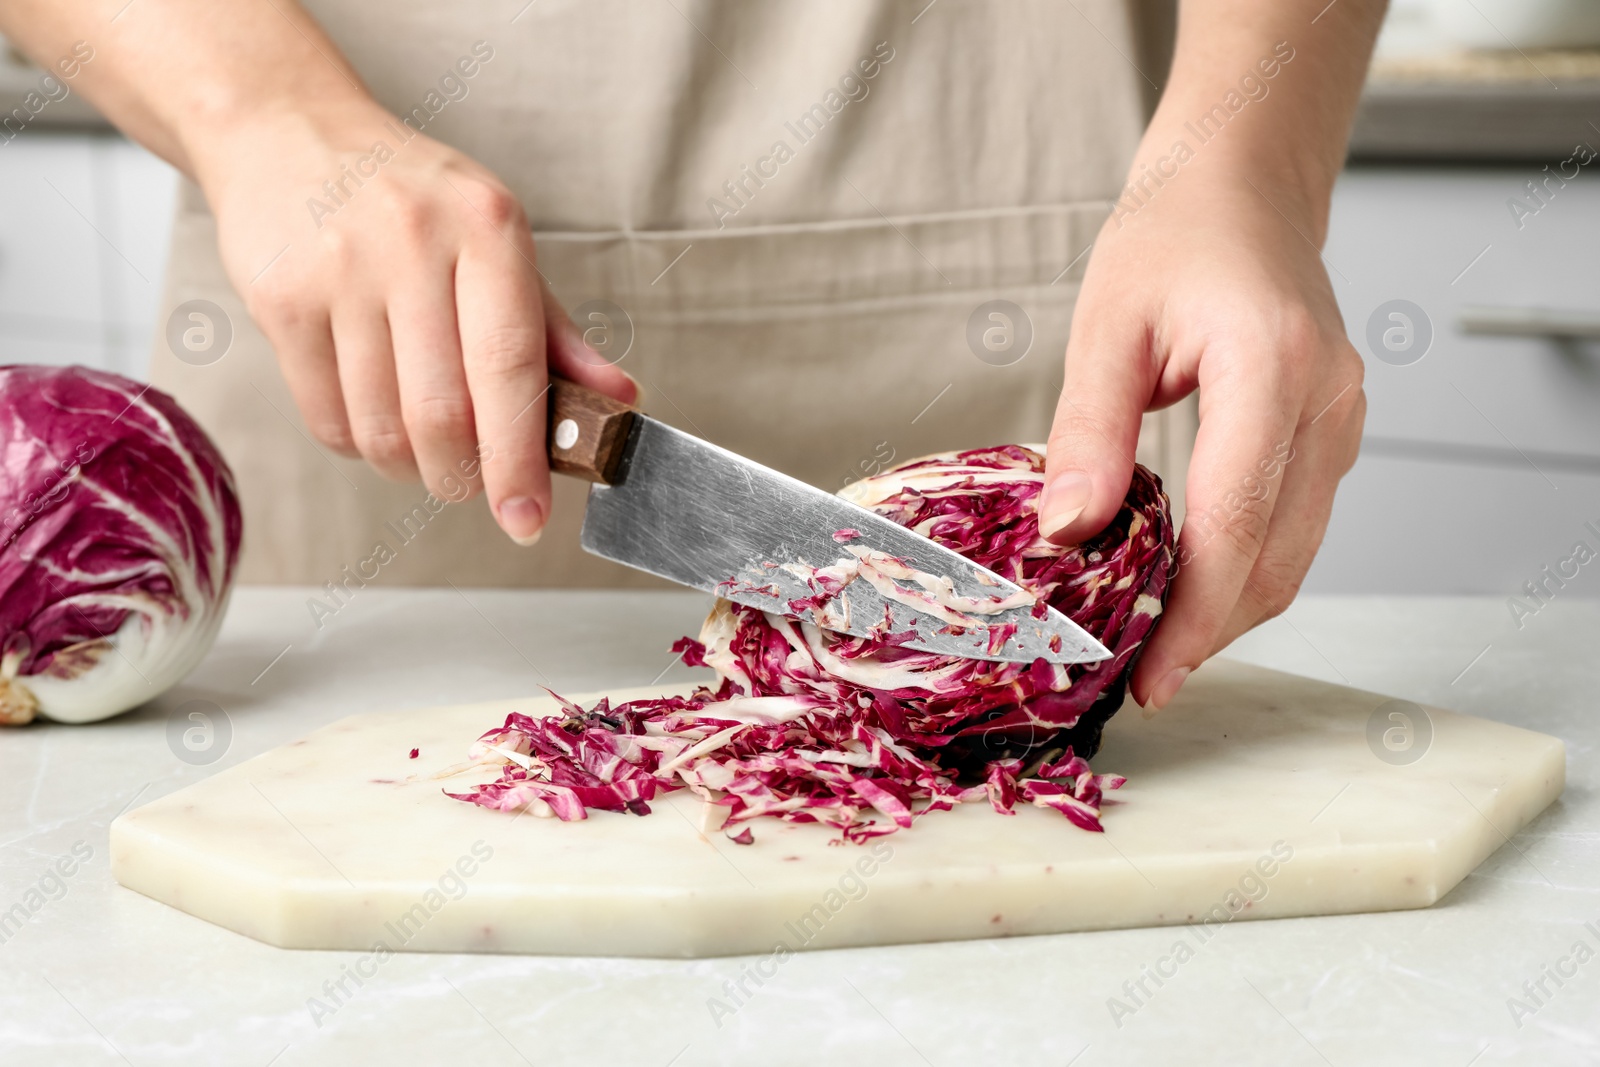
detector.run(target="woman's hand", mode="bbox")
[1040,0,1385,710]
[0,0,641,544]
[1041,168,1365,711]
[197,103,637,544]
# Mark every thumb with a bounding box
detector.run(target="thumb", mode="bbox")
[1041,311,1155,544]
[540,279,642,406]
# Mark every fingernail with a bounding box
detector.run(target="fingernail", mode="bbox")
[1039,471,1092,539]
[497,496,544,545]
[1150,666,1191,711]
[621,371,645,408]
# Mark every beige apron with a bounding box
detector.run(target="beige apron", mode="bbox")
[148,0,1193,588]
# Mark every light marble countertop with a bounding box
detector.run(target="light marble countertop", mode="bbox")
[1,589,1594,1066]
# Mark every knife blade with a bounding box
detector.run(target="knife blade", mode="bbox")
[546,379,1110,665]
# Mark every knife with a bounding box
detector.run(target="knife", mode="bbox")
[546,379,1111,665]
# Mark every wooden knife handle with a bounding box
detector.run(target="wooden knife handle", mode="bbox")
[548,377,637,484]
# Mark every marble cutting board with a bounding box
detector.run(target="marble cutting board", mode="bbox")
[110,659,1565,958]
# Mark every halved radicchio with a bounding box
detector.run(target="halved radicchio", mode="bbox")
[449,445,1174,842]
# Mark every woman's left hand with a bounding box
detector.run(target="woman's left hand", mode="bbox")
[1040,165,1365,711]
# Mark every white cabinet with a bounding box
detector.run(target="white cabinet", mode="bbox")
[0,134,178,379]
[1304,165,1600,596]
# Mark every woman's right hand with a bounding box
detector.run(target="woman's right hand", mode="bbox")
[196,102,637,544]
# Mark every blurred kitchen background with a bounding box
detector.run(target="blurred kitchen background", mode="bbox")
[1,0,1598,597]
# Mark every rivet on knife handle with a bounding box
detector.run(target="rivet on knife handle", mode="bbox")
[548,377,637,484]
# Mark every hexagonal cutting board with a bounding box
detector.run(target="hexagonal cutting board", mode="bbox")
[110,660,1565,958]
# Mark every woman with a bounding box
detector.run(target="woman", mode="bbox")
[0,0,1378,711]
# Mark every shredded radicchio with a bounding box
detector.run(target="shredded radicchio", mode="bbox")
[447,445,1174,843]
